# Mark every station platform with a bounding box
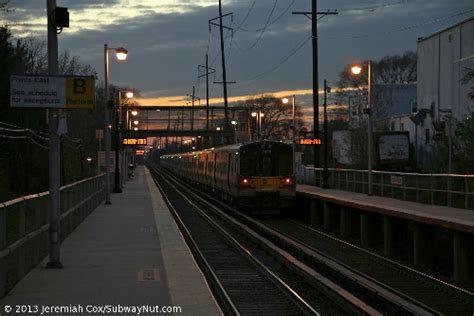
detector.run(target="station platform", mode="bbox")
[0,166,222,315]
[297,184,474,233]
[296,184,474,282]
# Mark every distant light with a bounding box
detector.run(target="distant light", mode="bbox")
[282,98,289,104]
[86,157,92,162]
[231,120,237,125]
[192,137,195,141]
[133,120,139,125]
[192,146,196,150]
[260,113,264,117]
[251,112,257,117]
[131,110,138,116]
[156,109,160,112]
[108,124,112,129]
[216,127,221,131]
[115,47,128,61]
[133,127,138,131]
[125,91,134,98]
[351,65,362,75]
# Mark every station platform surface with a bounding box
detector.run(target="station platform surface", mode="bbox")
[0,166,222,316]
[297,184,474,233]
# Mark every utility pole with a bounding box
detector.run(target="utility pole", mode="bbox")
[199,54,216,131]
[46,0,62,269]
[209,1,233,143]
[187,86,200,131]
[293,2,337,185]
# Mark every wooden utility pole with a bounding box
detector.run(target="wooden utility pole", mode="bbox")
[293,2,337,184]
[199,54,216,130]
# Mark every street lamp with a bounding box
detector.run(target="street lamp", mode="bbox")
[104,44,128,204]
[86,157,92,175]
[251,111,264,140]
[113,90,133,193]
[231,120,238,143]
[282,95,296,172]
[351,61,373,195]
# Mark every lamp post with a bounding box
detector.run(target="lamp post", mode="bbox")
[351,61,373,195]
[113,90,133,193]
[282,95,297,172]
[322,80,330,189]
[104,44,128,203]
[251,111,264,140]
[231,120,238,143]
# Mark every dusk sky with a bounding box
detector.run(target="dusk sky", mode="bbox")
[2,0,474,109]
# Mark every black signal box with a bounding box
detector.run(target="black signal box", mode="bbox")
[55,7,69,28]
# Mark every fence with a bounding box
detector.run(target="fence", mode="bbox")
[0,174,105,297]
[298,166,474,210]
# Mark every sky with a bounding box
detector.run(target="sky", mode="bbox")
[2,0,474,112]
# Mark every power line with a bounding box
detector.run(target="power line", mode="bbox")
[233,0,257,32]
[237,0,296,33]
[239,35,311,85]
[234,0,278,51]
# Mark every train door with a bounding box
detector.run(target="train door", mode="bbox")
[226,153,231,192]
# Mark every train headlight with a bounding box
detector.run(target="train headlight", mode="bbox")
[239,177,251,187]
[281,176,294,186]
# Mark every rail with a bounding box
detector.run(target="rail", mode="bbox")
[297,166,474,210]
[0,174,106,297]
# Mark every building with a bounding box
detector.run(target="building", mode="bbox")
[416,16,474,169]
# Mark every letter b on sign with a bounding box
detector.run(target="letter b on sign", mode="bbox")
[73,79,86,94]
[66,77,95,109]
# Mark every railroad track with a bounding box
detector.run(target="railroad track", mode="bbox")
[260,218,474,316]
[149,165,443,315]
[149,166,328,315]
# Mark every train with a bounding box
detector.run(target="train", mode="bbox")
[159,140,296,213]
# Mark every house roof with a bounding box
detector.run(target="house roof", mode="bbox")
[417,15,474,43]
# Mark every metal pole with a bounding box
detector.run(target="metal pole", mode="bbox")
[113,92,122,193]
[104,44,112,204]
[206,54,209,131]
[312,0,320,182]
[292,95,296,173]
[322,80,329,189]
[367,61,373,195]
[46,0,62,268]
[218,0,229,142]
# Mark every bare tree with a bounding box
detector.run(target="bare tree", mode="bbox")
[233,95,304,140]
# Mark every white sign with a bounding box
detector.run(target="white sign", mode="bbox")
[10,75,95,109]
[378,134,409,161]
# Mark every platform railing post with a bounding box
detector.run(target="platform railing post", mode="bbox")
[0,205,6,297]
[18,200,26,278]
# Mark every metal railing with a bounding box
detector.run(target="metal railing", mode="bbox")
[297,166,474,210]
[0,174,106,297]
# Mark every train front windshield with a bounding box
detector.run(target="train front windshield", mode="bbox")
[240,143,293,176]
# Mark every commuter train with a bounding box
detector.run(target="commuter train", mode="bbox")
[159,140,295,213]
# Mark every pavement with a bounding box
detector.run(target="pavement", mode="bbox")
[0,166,222,316]
[297,184,474,233]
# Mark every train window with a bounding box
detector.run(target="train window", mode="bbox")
[240,143,293,176]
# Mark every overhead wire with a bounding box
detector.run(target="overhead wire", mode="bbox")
[234,0,278,51]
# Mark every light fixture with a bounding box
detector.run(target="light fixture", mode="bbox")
[282,98,289,104]
[133,120,139,125]
[125,91,134,98]
[115,47,128,61]
[86,157,92,162]
[133,127,138,131]
[251,112,257,117]
[231,120,237,125]
[351,65,362,75]
[131,110,138,116]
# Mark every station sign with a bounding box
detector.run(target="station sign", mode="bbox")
[10,75,95,109]
[299,138,322,146]
[123,138,147,146]
[135,149,145,156]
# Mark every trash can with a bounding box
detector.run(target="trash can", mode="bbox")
[128,163,134,178]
